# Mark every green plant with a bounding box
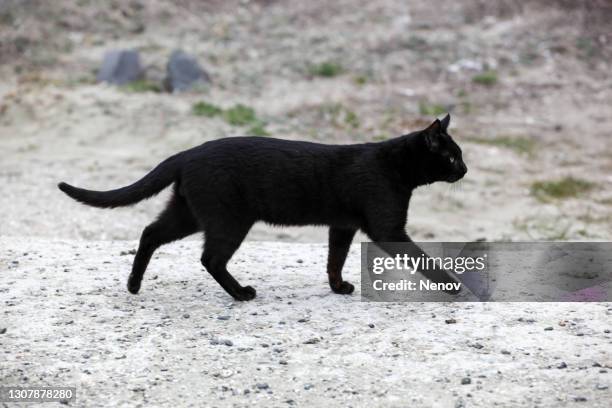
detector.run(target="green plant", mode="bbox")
[472,71,498,86]
[123,79,162,93]
[530,177,594,202]
[353,75,368,85]
[419,102,447,116]
[309,62,344,77]
[247,123,269,136]
[344,109,360,128]
[193,102,268,136]
[192,101,223,117]
[224,104,257,126]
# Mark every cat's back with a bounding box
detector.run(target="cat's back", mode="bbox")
[196,136,338,156]
[183,136,359,168]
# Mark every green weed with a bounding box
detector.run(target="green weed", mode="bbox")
[472,71,498,86]
[531,177,594,202]
[192,101,223,117]
[419,102,447,116]
[123,79,162,93]
[309,62,344,77]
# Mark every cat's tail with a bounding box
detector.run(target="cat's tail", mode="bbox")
[58,154,181,209]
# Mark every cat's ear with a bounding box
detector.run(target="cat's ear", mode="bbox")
[440,113,451,131]
[423,119,442,151]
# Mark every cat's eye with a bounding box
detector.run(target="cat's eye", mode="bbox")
[449,156,455,164]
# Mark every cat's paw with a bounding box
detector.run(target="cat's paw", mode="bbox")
[127,275,141,294]
[234,285,257,301]
[331,281,355,295]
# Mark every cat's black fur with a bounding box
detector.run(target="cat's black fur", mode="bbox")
[59,114,467,301]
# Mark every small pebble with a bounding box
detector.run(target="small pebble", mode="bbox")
[544,327,553,331]
[573,396,587,402]
[183,313,190,319]
[304,383,314,390]
[557,362,567,369]
[368,323,375,328]
[461,377,471,385]
[445,318,457,324]
[217,315,230,321]
[0,328,6,334]
[256,383,269,390]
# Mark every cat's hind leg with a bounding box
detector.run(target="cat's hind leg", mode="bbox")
[200,221,255,301]
[327,227,357,294]
[127,192,198,294]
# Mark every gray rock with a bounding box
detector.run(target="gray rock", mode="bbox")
[164,50,210,93]
[256,382,269,390]
[97,50,143,85]
[461,377,471,385]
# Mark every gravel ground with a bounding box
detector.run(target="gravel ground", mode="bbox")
[1,237,611,407]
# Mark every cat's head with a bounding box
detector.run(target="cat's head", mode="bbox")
[420,114,467,183]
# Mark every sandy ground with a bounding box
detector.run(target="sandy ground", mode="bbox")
[1,1,612,407]
[1,237,611,407]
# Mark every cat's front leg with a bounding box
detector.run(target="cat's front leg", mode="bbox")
[327,227,357,294]
[366,228,461,295]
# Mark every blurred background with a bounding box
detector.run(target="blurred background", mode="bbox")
[1,0,611,242]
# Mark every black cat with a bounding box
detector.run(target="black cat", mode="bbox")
[59,114,467,301]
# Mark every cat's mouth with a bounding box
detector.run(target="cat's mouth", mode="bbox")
[446,171,466,183]
[446,163,467,182]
